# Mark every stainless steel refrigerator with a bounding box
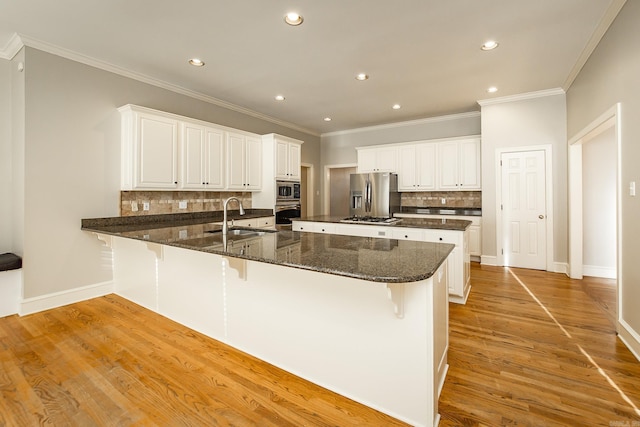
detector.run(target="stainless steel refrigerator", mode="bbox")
[349,172,400,218]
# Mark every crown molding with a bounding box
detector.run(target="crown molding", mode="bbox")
[5,33,320,137]
[0,33,24,60]
[477,88,565,107]
[321,111,480,138]
[563,0,627,90]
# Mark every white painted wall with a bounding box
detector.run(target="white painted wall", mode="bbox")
[567,0,640,353]
[582,126,616,278]
[0,58,11,254]
[15,47,320,301]
[479,92,568,268]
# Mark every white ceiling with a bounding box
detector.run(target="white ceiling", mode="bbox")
[0,0,622,135]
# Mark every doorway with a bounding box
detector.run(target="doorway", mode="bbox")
[496,145,554,270]
[301,163,314,218]
[323,164,356,216]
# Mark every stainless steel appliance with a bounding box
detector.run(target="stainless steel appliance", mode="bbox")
[345,172,400,221]
[275,202,301,227]
[276,180,300,202]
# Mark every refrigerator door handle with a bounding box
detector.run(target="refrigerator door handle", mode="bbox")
[365,179,372,212]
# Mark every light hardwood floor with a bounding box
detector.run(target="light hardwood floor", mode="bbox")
[0,264,638,426]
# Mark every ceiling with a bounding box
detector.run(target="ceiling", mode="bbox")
[0,1,622,135]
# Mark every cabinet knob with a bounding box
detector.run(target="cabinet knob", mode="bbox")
[439,237,443,241]
[174,181,178,184]
[404,235,408,239]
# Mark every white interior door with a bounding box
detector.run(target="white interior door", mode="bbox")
[501,150,547,270]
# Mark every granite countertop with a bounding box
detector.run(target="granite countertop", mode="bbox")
[82,213,454,284]
[399,207,482,216]
[295,215,472,231]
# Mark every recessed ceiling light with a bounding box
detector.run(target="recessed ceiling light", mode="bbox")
[275,95,285,101]
[355,73,369,81]
[481,40,499,51]
[188,58,205,67]
[284,12,304,26]
[487,86,498,93]
[323,117,332,122]
[392,104,401,110]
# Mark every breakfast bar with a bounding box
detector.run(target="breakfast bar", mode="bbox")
[82,213,454,427]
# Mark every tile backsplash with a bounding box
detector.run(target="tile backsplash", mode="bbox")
[121,191,253,216]
[401,191,481,208]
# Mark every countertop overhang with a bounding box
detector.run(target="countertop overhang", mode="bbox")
[82,213,454,284]
[295,215,472,231]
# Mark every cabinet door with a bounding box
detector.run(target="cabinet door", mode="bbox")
[397,145,418,190]
[437,142,459,190]
[459,139,481,189]
[181,123,205,189]
[137,113,178,188]
[415,143,436,190]
[226,133,246,190]
[375,147,398,172]
[204,127,225,189]
[245,136,262,190]
[288,143,301,180]
[275,140,289,179]
[357,148,377,172]
[468,224,481,256]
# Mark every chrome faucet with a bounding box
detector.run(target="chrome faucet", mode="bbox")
[222,197,245,235]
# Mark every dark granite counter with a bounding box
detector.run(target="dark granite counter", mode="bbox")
[82,214,454,284]
[295,215,472,231]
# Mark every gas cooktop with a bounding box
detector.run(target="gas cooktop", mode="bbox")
[339,216,402,225]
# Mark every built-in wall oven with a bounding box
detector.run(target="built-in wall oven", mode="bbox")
[275,180,301,227]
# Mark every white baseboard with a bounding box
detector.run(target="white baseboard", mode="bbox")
[618,319,640,363]
[20,281,114,316]
[583,265,617,279]
[553,262,569,275]
[481,255,497,266]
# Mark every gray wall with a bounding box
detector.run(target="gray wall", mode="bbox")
[480,93,568,266]
[567,1,640,343]
[15,47,320,299]
[0,58,11,253]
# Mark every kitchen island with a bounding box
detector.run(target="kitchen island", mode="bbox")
[292,215,472,303]
[82,213,454,427]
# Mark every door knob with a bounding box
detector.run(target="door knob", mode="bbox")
[538,215,545,219]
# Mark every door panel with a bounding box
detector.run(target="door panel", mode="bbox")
[501,150,546,270]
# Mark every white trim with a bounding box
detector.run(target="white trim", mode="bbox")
[480,255,498,266]
[618,319,640,363]
[0,33,24,60]
[478,88,565,107]
[562,0,628,89]
[553,262,569,275]
[495,145,554,270]
[582,265,617,279]
[323,163,357,215]
[301,162,314,216]
[354,134,481,151]
[9,33,319,137]
[321,111,480,138]
[19,281,114,316]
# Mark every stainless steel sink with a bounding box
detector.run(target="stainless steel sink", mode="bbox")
[205,227,276,241]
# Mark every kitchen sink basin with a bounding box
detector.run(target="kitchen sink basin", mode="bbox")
[205,227,277,241]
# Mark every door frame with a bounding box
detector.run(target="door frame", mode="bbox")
[323,163,357,215]
[301,163,314,217]
[495,145,554,270]
[568,103,621,280]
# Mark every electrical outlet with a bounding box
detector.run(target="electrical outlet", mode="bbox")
[179,229,187,239]
[131,201,138,212]
[179,200,188,209]
[143,202,150,211]
[441,198,446,205]
[631,181,636,197]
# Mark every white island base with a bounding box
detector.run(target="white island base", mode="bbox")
[101,235,449,427]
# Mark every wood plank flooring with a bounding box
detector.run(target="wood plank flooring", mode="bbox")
[439,264,640,426]
[0,263,638,426]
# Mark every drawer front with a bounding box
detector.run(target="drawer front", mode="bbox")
[391,228,425,241]
[423,230,460,245]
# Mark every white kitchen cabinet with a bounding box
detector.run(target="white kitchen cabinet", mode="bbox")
[232,216,275,229]
[437,138,481,190]
[398,143,437,191]
[275,137,302,181]
[180,122,225,190]
[120,105,179,190]
[356,146,398,173]
[292,221,337,234]
[227,132,262,191]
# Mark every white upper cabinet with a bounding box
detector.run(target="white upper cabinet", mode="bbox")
[180,122,225,190]
[398,143,437,191]
[227,132,262,191]
[357,146,398,173]
[120,105,179,190]
[275,137,302,181]
[437,138,481,190]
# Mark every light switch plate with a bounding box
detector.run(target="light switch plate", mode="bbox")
[630,181,636,197]
[179,200,188,209]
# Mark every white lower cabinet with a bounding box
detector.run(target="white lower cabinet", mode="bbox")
[232,216,275,229]
[291,220,471,303]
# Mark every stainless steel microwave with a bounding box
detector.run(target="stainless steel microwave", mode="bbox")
[276,180,300,201]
